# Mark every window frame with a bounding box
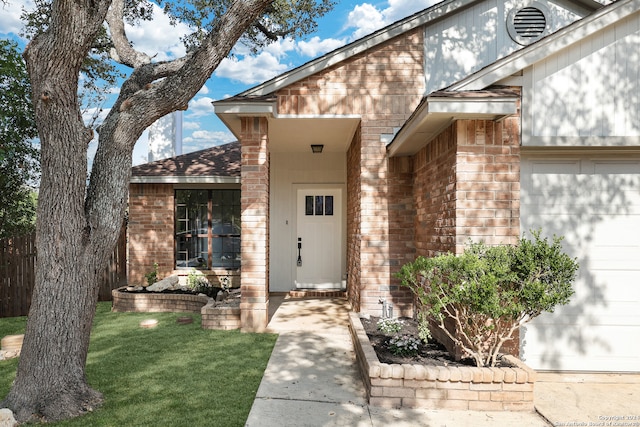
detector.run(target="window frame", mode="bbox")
[174,188,241,270]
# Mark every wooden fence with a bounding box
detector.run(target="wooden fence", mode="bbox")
[0,227,127,318]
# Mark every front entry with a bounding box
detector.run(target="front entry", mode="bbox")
[294,188,344,289]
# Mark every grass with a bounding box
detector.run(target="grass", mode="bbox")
[0,302,277,426]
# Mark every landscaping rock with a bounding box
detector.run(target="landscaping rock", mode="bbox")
[0,408,17,427]
[1,335,23,352]
[147,275,180,292]
[216,290,229,302]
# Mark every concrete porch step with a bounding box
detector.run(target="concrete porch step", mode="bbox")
[287,290,347,298]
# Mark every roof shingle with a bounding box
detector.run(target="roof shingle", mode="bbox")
[131,141,240,178]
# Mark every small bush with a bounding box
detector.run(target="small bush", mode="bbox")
[144,262,159,286]
[397,230,578,367]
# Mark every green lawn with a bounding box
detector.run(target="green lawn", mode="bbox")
[0,302,277,426]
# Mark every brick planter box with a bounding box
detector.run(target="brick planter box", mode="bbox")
[111,287,209,313]
[348,312,536,411]
[201,300,241,330]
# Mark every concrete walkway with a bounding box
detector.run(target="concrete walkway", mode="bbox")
[245,296,639,427]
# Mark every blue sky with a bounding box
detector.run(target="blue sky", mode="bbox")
[1,0,439,165]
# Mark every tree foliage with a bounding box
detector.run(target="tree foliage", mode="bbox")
[397,231,578,367]
[1,0,335,422]
[0,39,39,237]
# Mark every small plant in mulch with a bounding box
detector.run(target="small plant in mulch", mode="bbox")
[144,262,160,286]
[376,317,404,334]
[187,269,211,294]
[388,334,421,356]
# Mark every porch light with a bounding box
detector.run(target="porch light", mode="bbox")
[311,144,324,154]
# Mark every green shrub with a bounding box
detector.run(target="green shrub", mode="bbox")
[144,262,159,286]
[397,231,578,367]
[187,269,211,294]
[416,311,432,343]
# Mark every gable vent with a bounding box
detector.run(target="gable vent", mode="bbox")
[507,2,552,46]
[513,7,546,38]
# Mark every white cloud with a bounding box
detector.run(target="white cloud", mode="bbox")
[182,121,201,131]
[383,0,439,23]
[0,0,32,37]
[125,3,192,61]
[215,52,290,85]
[197,85,210,95]
[187,97,215,118]
[297,36,346,57]
[346,1,439,41]
[213,37,297,85]
[346,4,386,40]
[183,130,236,152]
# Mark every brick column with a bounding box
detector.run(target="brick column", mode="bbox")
[240,117,270,332]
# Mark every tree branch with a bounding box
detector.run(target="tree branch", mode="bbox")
[254,20,291,41]
[106,0,151,68]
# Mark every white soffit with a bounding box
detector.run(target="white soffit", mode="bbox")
[388,94,519,157]
[214,100,361,153]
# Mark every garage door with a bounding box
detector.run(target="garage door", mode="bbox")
[520,155,640,372]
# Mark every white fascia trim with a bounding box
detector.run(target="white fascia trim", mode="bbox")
[272,113,361,120]
[449,0,638,91]
[212,101,275,116]
[130,176,241,185]
[240,0,480,97]
[427,97,518,116]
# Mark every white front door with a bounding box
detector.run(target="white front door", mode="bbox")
[295,188,344,289]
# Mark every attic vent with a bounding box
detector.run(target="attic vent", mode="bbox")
[507,2,552,46]
[514,7,546,38]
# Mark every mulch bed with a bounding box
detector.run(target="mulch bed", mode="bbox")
[361,315,513,368]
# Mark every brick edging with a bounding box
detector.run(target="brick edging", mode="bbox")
[201,300,241,330]
[348,312,536,411]
[111,286,209,313]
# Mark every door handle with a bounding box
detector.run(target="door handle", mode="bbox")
[297,237,302,266]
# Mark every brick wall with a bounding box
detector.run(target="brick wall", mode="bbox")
[386,156,416,313]
[454,117,521,253]
[128,183,175,285]
[413,123,458,257]
[347,128,362,312]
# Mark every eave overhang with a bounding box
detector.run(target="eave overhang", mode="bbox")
[213,98,276,142]
[129,176,240,185]
[213,98,360,153]
[387,90,519,157]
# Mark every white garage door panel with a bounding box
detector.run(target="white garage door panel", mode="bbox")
[521,157,640,372]
[522,324,640,372]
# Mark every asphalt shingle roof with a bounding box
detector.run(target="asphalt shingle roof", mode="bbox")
[131,141,240,178]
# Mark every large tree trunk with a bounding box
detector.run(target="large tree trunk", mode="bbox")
[0,1,114,422]
[1,0,272,422]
